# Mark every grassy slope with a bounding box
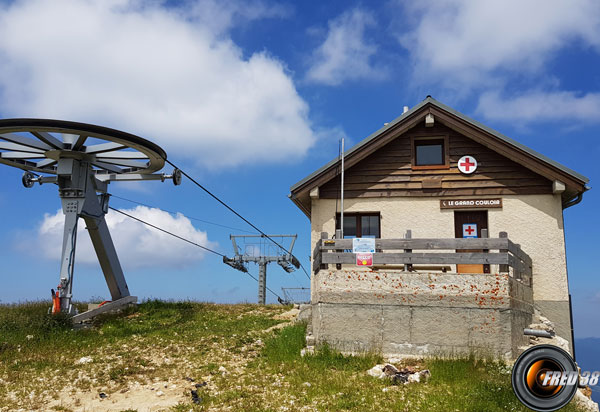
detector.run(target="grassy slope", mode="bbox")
[0,301,587,412]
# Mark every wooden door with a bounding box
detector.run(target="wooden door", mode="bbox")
[454,211,489,274]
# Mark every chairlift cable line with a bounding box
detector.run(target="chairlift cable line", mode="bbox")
[110,207,285,301]
[110,197,307,288]
[109,195,305,286]
[109,207,226,257]
[109,194,255,234]
[165,159,312,281]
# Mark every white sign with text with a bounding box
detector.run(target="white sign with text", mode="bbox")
[352,237,376,253]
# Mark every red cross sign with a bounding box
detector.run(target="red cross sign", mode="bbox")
[463,223,477,238]
[458,155,477,174]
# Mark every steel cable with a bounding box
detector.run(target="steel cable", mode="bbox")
[109,194,255,234]
[110,206,285,301]
[109,207,226,257]
[166,159,312,281]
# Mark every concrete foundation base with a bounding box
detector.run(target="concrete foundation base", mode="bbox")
[311,270,534,359]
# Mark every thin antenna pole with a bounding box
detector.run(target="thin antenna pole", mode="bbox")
[340,137,345,239]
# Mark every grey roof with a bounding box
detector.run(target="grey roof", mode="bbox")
[290,96,589,193]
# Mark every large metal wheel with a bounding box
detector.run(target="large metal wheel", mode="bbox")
[0,119,166,175]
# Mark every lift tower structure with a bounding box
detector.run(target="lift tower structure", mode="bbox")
[0,119,180,321]
[223,234,300,304]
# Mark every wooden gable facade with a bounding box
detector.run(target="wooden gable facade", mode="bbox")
[290,97,588,216]
[319,121,553,199]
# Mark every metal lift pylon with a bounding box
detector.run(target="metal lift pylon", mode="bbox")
[0,119,181,322]
[223,234,300,304]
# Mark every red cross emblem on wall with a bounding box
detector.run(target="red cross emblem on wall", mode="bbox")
[463,223,477,238]
[458,155,477,174]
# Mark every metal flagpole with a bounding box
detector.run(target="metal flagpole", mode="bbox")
[340,138,345,239]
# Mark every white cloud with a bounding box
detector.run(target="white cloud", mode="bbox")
[397,0,600,91]
[476,90,600,123]
[185,0,292,35]
[306,8,386,86]
[36,206,215,270]
[0,0,314,168]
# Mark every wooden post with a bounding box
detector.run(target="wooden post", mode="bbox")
[321,232,329,271]
[312,237,322,274]
[404,230,413,272]
[499,231,509,274]
[335,229,342,270]
[481,229,489,273]
[515,243,522,281]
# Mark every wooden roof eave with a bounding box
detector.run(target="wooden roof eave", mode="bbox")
[289,97,590,215]
[289,192,311,219]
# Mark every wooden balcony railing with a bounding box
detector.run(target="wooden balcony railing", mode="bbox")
[313,231,532,285]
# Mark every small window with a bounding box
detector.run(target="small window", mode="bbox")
[415,140,444,165]
[336,213,380,238]
[412,136,448,169]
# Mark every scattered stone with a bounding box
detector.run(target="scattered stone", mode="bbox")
[574,388,600,412]
[581,386,593,398]
[191,389,202,404]
[300,346,315,357]
[523,311,572,354]
[383,364,399,376]
[391,372,410,385]
[218,366,228,375]
[25,335,33,340]
[407,370,431,384]
[264,322,291,333]
[273,307,299,320]
[156,390,164,397]
[76,356,93,365]
[367,364,387,379]
[302,382,311,387]
[367,364,431,385]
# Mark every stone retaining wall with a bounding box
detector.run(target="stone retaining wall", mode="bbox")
[310,270,533,359]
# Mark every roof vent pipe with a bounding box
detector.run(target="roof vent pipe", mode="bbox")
[403,106,409,114]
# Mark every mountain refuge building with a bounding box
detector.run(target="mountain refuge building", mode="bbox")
[289,96,589,359]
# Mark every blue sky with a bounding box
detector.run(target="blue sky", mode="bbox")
[0,0,599,339]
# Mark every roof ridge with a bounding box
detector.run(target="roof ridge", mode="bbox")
[290,97,588,193]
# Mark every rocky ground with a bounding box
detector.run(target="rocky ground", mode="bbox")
[0,301,596,412]
[0,302,293,412]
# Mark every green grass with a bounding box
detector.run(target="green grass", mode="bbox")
[0,301,590,412]
[240,324,585,412]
